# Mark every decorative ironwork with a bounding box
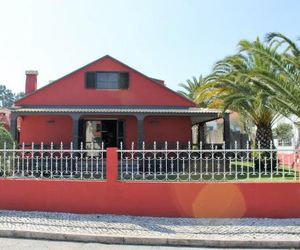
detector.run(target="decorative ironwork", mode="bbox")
[118,141,299,182]
[0,142,105,181]
[0,140,298,182]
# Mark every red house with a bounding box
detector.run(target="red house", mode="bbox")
[11,55,229,149]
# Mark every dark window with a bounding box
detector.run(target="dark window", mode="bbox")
[85,72,129,89]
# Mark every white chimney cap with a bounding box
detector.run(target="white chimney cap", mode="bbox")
[25,70,38,75]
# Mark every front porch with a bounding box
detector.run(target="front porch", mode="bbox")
[10,106,230,149]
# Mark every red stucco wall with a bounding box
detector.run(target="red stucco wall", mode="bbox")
[144,116,192,146]
[20,116,72,145]
[1,179,300,218]
[16,56,194,107]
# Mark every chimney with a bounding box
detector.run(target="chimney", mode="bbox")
[25,70,38,94]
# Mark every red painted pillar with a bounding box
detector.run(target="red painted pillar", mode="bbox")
[106,147,118,183]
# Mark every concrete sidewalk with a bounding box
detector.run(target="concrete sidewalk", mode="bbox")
[0,210,299,248]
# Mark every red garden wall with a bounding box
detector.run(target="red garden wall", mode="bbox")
[1,148,300,218]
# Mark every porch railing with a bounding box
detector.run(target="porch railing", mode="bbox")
[118,141,300,182]
[0,142,105,180]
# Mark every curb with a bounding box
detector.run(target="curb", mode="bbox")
[0,229,299,248]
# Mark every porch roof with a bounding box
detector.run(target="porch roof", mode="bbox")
[11,106,229,124]
[12,106,224,115]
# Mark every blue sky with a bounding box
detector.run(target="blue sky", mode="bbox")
[0,0,299,93]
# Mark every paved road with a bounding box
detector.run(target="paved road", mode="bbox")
[0,237,227,250]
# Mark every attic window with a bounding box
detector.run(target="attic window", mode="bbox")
[86,72,129,89]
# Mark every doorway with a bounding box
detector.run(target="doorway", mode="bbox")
[80,119,124,149]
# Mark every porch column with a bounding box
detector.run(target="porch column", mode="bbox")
[136,114,146,149]
[198,122,206,144]
[71,114,80,150]
[223,113,231,149]
[10,112,18,141]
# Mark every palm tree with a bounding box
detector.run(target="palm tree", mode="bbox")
[178,76,206,103]
[195,39,280,149]
[237,33,300,117]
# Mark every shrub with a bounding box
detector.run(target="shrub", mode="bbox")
[0,125,15,176]
[0,125,14,149]
[273,123,293,142]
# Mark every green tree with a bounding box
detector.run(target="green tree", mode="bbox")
[15,92,25,101]
[195,39,280,149]
[236,33,300,118]
[0,124,14,149]
[0,124,15,175]
[273,123,293,142]
[178,76,207,104]
[0,85,15,107]
[0,85,24,107]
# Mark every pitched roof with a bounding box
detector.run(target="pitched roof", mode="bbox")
[15,55,195,106]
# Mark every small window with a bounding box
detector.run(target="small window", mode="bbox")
[85,72,129,89]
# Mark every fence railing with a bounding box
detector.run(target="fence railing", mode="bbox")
[119,141,300,182]
[0,142,105,180]
[0,141,299,182]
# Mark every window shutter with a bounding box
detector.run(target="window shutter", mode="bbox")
[119,73,129,89]
[85,72,96,88]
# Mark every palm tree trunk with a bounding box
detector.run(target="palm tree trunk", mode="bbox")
[254,125,277,170]
[255,125,273,149]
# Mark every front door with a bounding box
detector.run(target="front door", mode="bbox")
[81,120,124,149]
